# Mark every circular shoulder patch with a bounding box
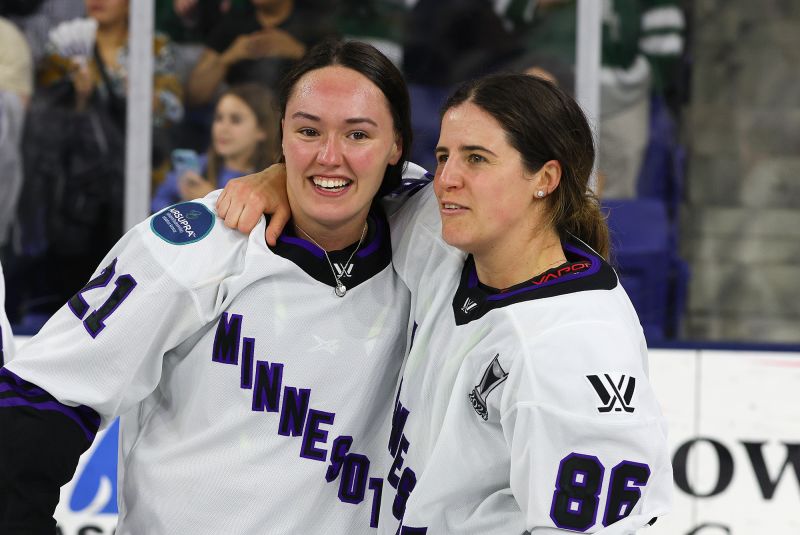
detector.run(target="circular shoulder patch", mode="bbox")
[151,202,215,245]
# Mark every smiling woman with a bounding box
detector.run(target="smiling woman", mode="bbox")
[282,65,401,251]
[274,40,411,252]
[0,41,418,534]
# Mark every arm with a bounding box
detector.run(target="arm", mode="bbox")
[186,35,252,106]
[0,196,235,528]
[185,47,230,106]
[215,163,290,246]
[215,162,433,245]
[71,63,94,112]
[179,170,215,201]
[0,369,100,533]
[37,53,95,111]
[246,28,306,61]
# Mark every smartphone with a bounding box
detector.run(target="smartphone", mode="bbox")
[171,148,201,178]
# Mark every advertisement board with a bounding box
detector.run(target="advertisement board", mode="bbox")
[647,349,800,535]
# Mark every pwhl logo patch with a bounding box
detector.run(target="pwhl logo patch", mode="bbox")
[469,354,508,420]
[333,263,354,278]
[461,297,478,314]
[586,374,636,413]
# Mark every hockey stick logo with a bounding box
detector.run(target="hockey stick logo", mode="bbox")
[469,354,508,420]
[333,263,354,278]
[461,297,478,314]
[586,374,636,413]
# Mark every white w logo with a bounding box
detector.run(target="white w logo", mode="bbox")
[461,298,478,314]
[333,263,354,278]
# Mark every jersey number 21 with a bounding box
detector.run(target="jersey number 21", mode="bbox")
[69,258,137,338]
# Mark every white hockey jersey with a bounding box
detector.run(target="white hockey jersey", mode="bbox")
[0,261,13,365]
[381,186,672,534]
[4,192,410,534]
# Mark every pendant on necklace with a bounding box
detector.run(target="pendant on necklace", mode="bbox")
[335,282,347,297]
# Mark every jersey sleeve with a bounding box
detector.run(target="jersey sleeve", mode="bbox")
[389,177,465,299]
[5,191,249,426]
[499,318,672,533]
[381,161,431,218]
[0,192,254,531]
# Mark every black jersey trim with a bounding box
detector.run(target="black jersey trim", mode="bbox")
[0,370,99,532]
[269,207,392,290]
[0,368,101,442]
[452,240,618,325]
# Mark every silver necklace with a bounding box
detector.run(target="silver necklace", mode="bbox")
[296,222,368,297]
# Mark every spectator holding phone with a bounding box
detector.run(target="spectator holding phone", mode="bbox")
[152,83,280,212]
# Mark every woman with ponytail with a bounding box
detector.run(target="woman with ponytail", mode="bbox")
[380,72,671,534]
[217,72,672,534]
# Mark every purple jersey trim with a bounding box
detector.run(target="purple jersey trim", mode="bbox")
[0,381,48,397]
[358,214,384,258]
[277,213,384,260]
[475,242,602,301]
[0,369,101,442]
[278,235,326,258]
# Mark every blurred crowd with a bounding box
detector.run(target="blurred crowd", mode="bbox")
[0,0,687,333]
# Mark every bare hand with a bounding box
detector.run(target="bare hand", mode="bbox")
[179,170,215,201]
[215,163,290,246]
[222,34,259,64]
[71,63,93,111]
[246,29,306,60]
[224,29,306,65]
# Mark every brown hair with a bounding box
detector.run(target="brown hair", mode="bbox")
[442,73,609,258]
[206,83,281,186]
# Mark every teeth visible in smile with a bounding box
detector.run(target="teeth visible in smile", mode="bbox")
[443,203,462,209]
[313,177,350,189]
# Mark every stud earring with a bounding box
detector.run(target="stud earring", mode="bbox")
[536,190,546,198]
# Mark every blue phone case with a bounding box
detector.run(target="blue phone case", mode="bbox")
[172,149,201,176]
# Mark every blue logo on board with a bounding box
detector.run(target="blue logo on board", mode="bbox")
[151,202,214,245]
[70,419,119,514]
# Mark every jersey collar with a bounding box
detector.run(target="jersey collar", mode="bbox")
[269,206,392,292]
[452,239,618,325]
